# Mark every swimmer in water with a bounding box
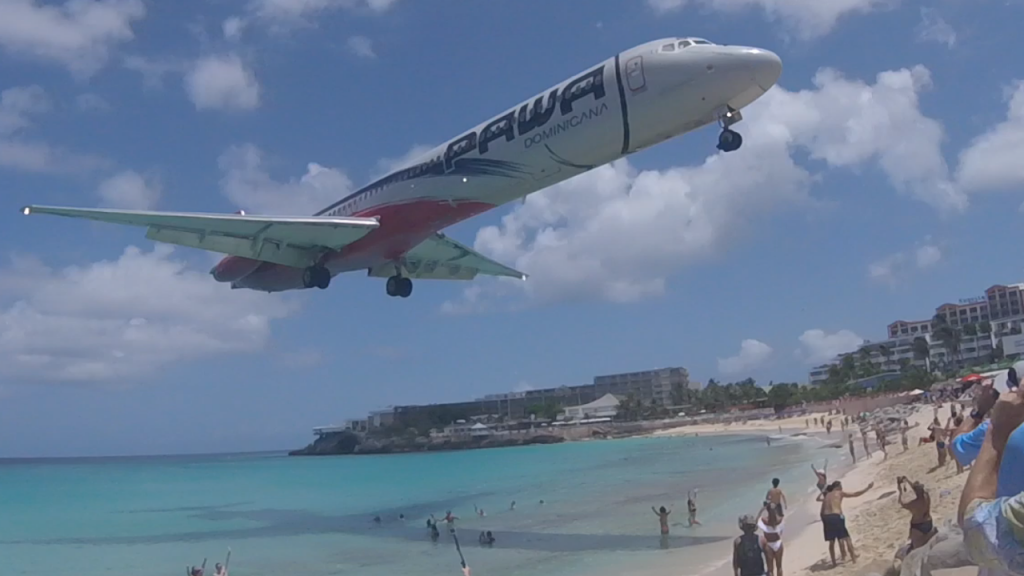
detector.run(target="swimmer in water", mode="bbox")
[213,563,227,576]
[510,500,516,511]
[652,505,672,535]
[687,490,701,526]
[443,510,458,525]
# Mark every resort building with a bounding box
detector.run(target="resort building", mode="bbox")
[561,393,621,420]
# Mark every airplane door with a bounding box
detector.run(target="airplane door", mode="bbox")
[625,56,646,93]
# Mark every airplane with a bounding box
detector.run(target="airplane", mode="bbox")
[22,37,782,299]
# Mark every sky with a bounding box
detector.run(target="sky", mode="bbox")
[1,0,1023,457]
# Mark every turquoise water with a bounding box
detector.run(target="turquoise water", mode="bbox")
[1,433,833,576]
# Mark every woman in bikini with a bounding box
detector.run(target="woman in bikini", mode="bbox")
[758,500,785,576]
[898,476,936,550]
[812,460,828,495]
[652,505,672,535]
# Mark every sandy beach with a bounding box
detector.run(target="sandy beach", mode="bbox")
[782,402,972,576]
[650,414,813,437]
[644,401,974,576]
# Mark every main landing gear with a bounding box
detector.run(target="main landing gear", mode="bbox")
[716,106,744,153]
[302,265,331,290]
[385,275,413,298]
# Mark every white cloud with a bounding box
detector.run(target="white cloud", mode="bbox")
[184,54,260,111]
[796,329,864,365]
[223,16,245,41]
[512,381,534,393]
[0,85,108,173]
[0,85,49,134]
[373,143,435,178]
[218,143,354,215]
[868,239,942,283]
[645,0,892,39]
[248,0,399,26]
[122,55,186,89]
[347,35,375,58]
[96,170,161,210]
[0,0,146,77]
[956,81,1024,193]
[915,8,956,48]
[75,92,110,111]
[718,339,773,375]
[443,65,962,312]
[0,245,294,383]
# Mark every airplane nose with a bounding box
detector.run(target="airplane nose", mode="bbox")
[743,48,783,91]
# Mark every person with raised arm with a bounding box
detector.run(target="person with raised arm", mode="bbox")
[817,480,874,567]
[959,383,1024,575]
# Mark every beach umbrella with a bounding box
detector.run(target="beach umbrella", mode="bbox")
[960,374,983,383]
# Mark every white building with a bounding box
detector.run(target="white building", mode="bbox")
[562,393,620,420]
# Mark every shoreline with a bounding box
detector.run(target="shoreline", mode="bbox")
[630,402,962,576]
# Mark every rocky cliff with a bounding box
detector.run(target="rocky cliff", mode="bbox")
[288,430,566,456]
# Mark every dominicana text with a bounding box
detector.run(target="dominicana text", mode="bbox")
[443,64,608,171]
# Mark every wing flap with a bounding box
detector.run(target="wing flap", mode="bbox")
[368,233,526,281]
[23,205,380,267]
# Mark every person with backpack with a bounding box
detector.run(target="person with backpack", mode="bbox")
[733,514,767,576]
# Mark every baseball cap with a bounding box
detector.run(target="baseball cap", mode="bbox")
[738,514,756,527]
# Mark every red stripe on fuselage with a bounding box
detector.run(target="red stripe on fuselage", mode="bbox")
[219,198,496,292]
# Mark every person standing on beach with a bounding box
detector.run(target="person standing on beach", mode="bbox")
[847,434,856,462]
[928,418,948,467]
[733,515,767,576]
[860,429,871,458]
[812,461,828,494]
[897,476,936,551]
[652,506,672,535]
[900,422,909,452]
[758,502,785,576]
[766,478,787,517]
[817,480,874,567]
[687,490,702,526]
[826,419,833,435]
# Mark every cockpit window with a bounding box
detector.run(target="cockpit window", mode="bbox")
[678,38,714,48]
[661,43,676,52]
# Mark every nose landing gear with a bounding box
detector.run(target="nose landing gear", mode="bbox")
[715,106,744,153]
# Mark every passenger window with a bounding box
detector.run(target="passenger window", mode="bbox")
[661,43,676,52]
[678,40,692,49]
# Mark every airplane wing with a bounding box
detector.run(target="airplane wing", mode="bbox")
[20,205,379,269]
[368,233,527,281]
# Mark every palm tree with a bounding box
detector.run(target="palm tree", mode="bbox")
[912,336,931,371]
[932,314,961,367]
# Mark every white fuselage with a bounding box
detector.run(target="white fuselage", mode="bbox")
[226,37,782,291]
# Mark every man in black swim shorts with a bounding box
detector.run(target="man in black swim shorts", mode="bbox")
[817,480,873,567]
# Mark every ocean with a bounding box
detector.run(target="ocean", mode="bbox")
[1,431,836,576]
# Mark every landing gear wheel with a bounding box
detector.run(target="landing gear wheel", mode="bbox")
[385,275,413,298]
[717,129,743,153]
[303,265,331,290]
